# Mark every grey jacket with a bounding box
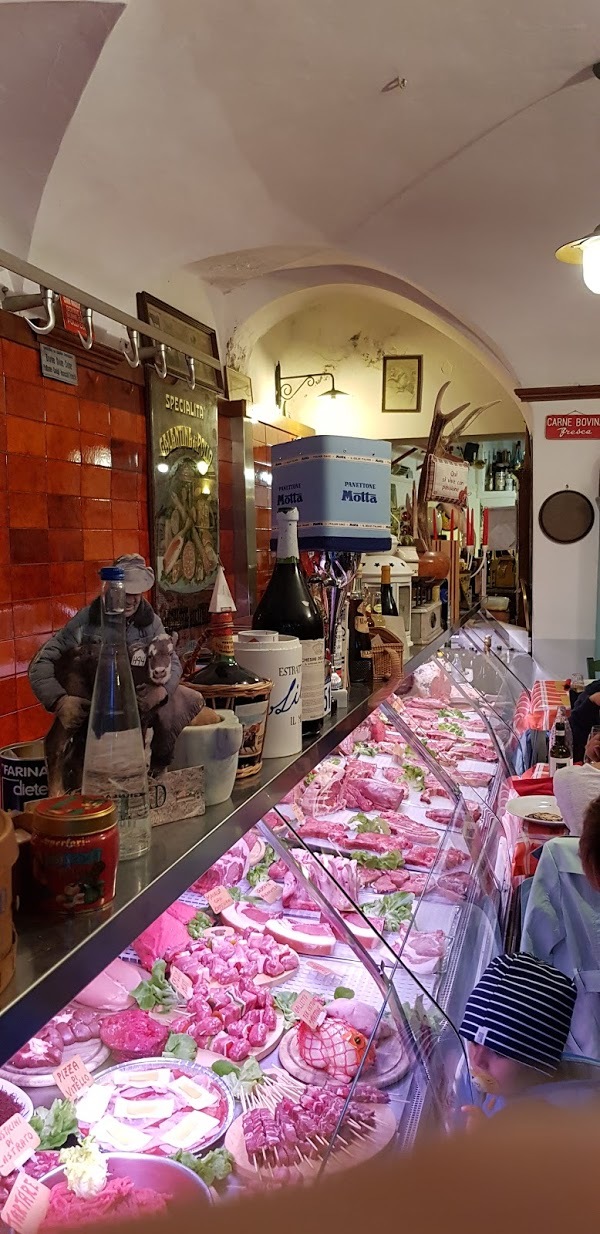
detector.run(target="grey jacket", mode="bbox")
[29,598,182,711]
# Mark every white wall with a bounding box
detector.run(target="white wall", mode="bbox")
[248,287,524,440]
[532,401,600,676]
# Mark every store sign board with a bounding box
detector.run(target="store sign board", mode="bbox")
[546,413,600,439]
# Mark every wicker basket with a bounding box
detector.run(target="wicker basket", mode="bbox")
[369,624,404,682]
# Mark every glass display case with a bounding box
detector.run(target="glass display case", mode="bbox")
[0,626,521,1217]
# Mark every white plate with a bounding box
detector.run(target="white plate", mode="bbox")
[507,795,563,826]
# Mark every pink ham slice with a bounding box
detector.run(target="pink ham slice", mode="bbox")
[266,916,336,956]
[220,902,277,932]
[334,912,381,949]
[76,958,150,1011]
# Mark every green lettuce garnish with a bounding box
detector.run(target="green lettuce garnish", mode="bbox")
[187,911,213,939]
[352,849,405,871]
[30,1099,78,1150]
[170,1147,233,1186]
[247,845,276,889]
[363,891,414,931]
[165,1033,197,1061]
[132,959,177,1011]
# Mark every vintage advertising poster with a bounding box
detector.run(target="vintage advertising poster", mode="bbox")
[146,370,219,635]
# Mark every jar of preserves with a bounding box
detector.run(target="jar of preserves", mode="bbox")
[30,793,118,915]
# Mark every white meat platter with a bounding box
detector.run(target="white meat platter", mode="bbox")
[507,795,564,827]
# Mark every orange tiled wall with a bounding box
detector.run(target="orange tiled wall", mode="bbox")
[252,420,298,600]
[0,336,150,748]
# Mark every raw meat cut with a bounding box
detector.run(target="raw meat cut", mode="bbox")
[220,902,275,932]
[99,1008,170,1059]
[76,959,150,1011]
[297,1015,374,1079]
[266,916,336,956]
[9,1006,104,1070]
[425,807,455,825]
[133,903,198,969]
[192,837,253,894]
[334,912,382,948]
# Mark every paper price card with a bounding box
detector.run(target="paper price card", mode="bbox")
[170,965,193,1002]
[59,295,85,335]
[1,1174,50,1234]
[257,879,282,904]
[206,885,233,914]
[0,1116,40,1177]
[293,990,324,1031]
[53,1054,94,1101]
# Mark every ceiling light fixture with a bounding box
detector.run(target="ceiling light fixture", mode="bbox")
[274,360,348,415]
[555,224,600,293]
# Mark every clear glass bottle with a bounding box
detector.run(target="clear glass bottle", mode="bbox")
[82,567,151,861]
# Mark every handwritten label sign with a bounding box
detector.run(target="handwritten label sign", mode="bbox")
[170,965,193,1002]
[53,1054,94,1102]
[59,296,85,336]
[424,453,468,506]
[293,990,324,1030]
[257,879,282,904]
[205,885,233,914]
[0,1116,40,1177]
[545,413,600,440]
[1,1174,50,1234]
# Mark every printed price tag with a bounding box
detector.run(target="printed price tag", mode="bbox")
[0,1116,40,1177]
[52,1054,94,1102]
[308,961,335,977]
[1,1174,50,1234]
[170,965,193,1002]
[59,295,85,335]
[206,885,233,914]
[293,990,324,1031]
[257,879,282,904]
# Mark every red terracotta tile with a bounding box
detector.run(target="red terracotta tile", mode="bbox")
[47,461,81,495]
[256,528,271,550]
[0,414,6,453]
[0,641,15,679]
[82,498,111,530]
[5,378,45,422]
[8,491,48,529]
[138,503,149,532]
[0,607,13,641]
[111,500,138,530]
[11,565,50,602]
[45,390,80,429]
[111,439,140,472]
[6,417,45,456]
[13,601,53,637]
[253,444,269,465]
[15,633,48,675]
[16,673,38,711]
[81,465,111,498]
[10,528,50,564]
[218,437,233,463]
[0,570,11,605]
[111,471,137,501]
[138,531,150,560]
[112,531,139,559]
[47,494,82,529]
[219,502,233,532]
[136,473,148,504]
[255,507,272,530]
[76,368,111,404]
[0,713,18,747]
[2,340,40,383]
[81,432,111,468]
[255,485,272,509]
[17,705,50,743]
[52,594,86,629]
[83,529,113,560]
[46,424,81,464]
[49,529,84,563]
[106,376,143,414]
[110,406,146,445]
[219,460,233,487]
[0,455,6,492]
[7,454,47,493]
[0,677,16,716]
[0,376,4,417]
[79,400,110,436]
[50,561,85,594]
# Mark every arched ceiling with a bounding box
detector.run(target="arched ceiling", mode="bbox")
[2,0,600,390]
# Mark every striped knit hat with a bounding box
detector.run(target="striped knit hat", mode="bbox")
[460,953,576,1076]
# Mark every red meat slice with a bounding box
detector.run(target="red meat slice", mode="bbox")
[99,1008,170,1059]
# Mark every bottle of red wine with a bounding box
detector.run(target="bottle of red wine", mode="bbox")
[347,566,373,686]
[380,564,399,616]
[253,508,325,737]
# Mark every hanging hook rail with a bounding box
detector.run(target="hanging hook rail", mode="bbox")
[0,286,56,335]
[185,355,196,390]
[0,246,222,375]
[77,306,94,350]
[122,327,140,368]
[138,343,168,378]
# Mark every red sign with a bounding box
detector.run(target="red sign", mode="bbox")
[545,414,600,440]
[59,296,85,335]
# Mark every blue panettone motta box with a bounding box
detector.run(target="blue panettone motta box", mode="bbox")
[271,435,392,551]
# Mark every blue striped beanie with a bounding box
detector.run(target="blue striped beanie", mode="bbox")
[460,953,576,1076]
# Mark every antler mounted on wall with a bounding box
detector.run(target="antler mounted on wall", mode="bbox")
[415,381,499,549]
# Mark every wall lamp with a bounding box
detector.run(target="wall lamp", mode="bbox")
[555,224,600,294]
[274,360,348,415]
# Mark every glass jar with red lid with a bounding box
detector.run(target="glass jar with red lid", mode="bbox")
[30,793,118,915]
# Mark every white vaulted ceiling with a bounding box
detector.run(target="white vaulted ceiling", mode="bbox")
[2,0,600,387]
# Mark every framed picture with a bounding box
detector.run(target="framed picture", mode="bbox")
[382,354,423,412]
[225,367,253,403]
[137,291,224,394]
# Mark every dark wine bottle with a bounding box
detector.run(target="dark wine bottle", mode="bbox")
[253,508,325,737]
[380,564,399,617]
[347,567,373,686]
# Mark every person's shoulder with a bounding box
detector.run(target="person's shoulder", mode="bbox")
[541,837,583,874]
